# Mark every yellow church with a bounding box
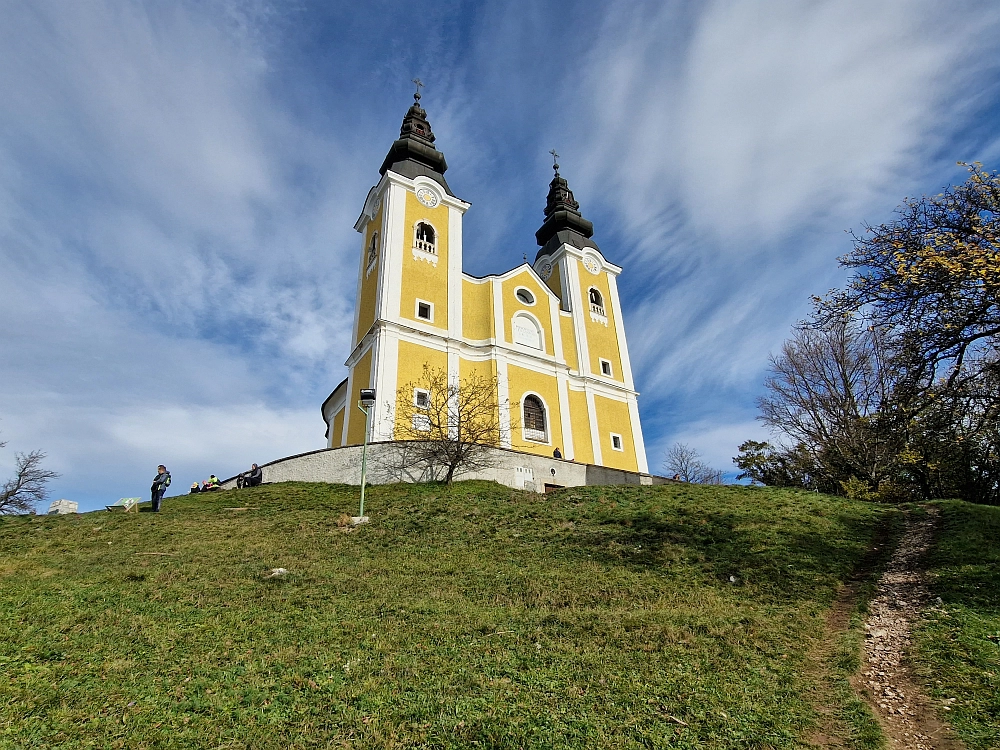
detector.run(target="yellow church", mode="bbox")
[322,92,649,474]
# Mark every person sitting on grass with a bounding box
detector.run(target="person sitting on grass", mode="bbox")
[189,482,200,494]
[201,475,222,491]
[247,463,262,487]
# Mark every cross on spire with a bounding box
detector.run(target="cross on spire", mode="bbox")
[411,78,424,102]
[549,149,560,173]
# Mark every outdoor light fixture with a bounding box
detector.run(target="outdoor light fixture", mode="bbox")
[355,387,376,523]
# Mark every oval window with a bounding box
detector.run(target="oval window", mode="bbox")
[515,288,535,305]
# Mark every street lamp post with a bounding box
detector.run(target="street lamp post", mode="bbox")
[356,388,376,523]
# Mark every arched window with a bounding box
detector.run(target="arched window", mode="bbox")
[522,395,547,442]
[512,313,542,350]
[589,288,605,316]
[414,222,436,254]
[367,231,378,266]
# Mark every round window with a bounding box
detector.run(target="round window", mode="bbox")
[515,288,535,305]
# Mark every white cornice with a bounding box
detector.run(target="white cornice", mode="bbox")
[357,319,639,400]
[384,170,471,212]
[534,243,623,276]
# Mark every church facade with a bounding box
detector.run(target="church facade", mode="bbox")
[322,93,648,474]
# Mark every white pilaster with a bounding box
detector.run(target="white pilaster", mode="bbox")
[627,394,648,472]
[496,353,512,448]
[556,372,574,460]
[491,279,505,344]
[564,253,590,375]
[374,328,400,441]
[383,182,408,322]
[448,205,463,339]
[607,272,635,391]
[585,386,603,465]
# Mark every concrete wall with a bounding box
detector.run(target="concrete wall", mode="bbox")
[222,442,671,493]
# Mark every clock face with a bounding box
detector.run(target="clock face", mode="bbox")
[415,187,439,208]
[538,262,553,281]
[583,256,600,274]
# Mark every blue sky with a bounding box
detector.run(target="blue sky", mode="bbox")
[2,0,1000,512]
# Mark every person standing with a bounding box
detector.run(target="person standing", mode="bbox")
[151,465,171,512]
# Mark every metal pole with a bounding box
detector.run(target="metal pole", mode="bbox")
[357,401,371,519]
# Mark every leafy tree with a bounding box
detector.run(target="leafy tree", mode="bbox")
[663,443,724,484]
[821,162,1000,434]
[391,366,510,485]
[733,440,826,491]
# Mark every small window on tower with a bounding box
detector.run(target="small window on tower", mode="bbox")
[416,300,433,321]
[414,222,436,254]
[611,433,623,451]
[600,359,613,377]
[366,231,378,267]
[414,389,430,409]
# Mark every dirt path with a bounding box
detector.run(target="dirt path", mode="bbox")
[857,507,963,750]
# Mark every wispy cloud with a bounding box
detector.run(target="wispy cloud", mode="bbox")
[1,0,999,509]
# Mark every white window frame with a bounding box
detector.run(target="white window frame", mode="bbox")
[413,388,430,409]
[514,286,536,306]
[511,311,544,351]
[599,358,613,377]
[610,433,624,452]
[412,413,431,432]
[415,299,434,322]
[521,391,550,445]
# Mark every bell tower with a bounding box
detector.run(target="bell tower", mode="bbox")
[339,86,470,447]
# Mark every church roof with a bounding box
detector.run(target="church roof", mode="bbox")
[534,160,599,260]
[379,91,453,195]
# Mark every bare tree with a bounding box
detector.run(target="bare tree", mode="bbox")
[757,319,902,490]
[390,366,511,485]
[1,450,59,514]
[663,442,724,484]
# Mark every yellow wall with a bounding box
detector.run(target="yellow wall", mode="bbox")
[345,350,373,445]
[594,394,637,471]
[543,262,568,311]
[331,408,345,448]
[567,388,594,464]
[559,312,578,371]
[507,364,563,456]
[579,268,623,382]
[355,207,384,344]
[501,271,553,355]
[400,192,450,330]
[393,339,448,439]
[462,278,493,341]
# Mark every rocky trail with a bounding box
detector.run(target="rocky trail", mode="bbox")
[856,507,963,750]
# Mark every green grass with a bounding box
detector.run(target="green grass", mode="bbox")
[912,500,1000,750]
[0,481,891,749]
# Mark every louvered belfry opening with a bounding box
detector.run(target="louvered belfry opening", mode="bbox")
[523,395,546,441]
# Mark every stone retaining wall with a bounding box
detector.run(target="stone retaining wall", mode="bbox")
[222,442,671,492]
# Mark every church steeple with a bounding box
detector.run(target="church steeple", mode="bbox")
[379,82,452,194]
[535,152,596,258]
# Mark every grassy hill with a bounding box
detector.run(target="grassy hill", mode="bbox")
[0,480,985,749]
